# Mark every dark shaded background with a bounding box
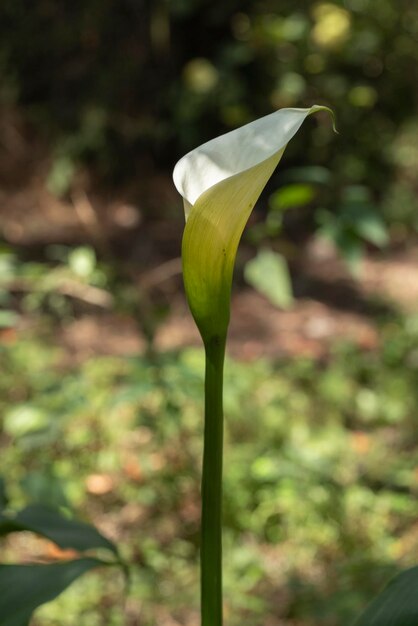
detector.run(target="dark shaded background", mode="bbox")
[1,0,417,238]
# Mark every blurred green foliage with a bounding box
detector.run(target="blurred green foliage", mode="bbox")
[0,0,417,232]
[244,248,294,309]
[0,243,112,323]
[2,309,418,624]
[1,2,418,623]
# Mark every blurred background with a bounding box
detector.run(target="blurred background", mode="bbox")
[1,0,418,624]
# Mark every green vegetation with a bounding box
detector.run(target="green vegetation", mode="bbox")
[1,0,417,244]
[2,303,418,624]
[1,0,418,622]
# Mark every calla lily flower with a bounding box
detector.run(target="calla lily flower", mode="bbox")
[173,105,335,626]
[173,105,334,344]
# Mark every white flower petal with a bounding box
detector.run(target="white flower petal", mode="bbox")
[174,104,335,342]
[173,106,330,211]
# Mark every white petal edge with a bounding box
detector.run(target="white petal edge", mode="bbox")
[173,105,330,213]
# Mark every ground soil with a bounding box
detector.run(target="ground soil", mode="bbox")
[1,121,417,362]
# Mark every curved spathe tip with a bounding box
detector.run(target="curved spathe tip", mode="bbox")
[173,106,334,209]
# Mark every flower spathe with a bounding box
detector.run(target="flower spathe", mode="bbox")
[173,104,335,626]
[173,105,334,344]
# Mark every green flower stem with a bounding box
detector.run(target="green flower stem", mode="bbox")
[201,333,227,626]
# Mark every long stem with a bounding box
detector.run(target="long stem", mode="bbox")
[201,334,226,626]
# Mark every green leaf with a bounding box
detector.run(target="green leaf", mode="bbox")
[0,505,118,557]
[334,230,364,274]
[68,246,97,279]
[0,558,104,626]
[3,405,49,438]
[354,566,418,626]
[46,155,76,197]
[269,183,315,212]
[244,249,293,310]
[352,208,388,247]
[340,203,389,247]
[20,471,69,509]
